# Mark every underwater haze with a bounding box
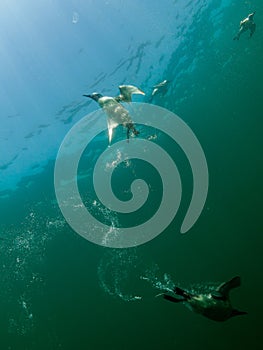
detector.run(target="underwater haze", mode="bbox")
[1,0,263,349]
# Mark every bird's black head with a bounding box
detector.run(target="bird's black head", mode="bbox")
[83,92,103,102]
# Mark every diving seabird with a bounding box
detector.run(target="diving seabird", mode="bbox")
[151,79,170,96]
[163,276,247,322]
[83,85,143,143]
[234,12,256,40]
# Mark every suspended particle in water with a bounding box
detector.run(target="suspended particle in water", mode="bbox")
[72,12,79,24]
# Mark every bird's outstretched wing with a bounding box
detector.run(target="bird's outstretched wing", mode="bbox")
[116,85,145,102]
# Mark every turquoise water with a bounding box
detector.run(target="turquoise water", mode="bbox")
[1,0,262,349]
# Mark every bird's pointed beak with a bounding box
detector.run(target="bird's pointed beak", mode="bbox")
[136,88,145,96]
[83,94,92,98]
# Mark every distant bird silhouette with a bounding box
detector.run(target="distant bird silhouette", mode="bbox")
[151,79,170,96]
[234,12,256,40]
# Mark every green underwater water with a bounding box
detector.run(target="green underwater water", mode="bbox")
[1,1,263,350]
